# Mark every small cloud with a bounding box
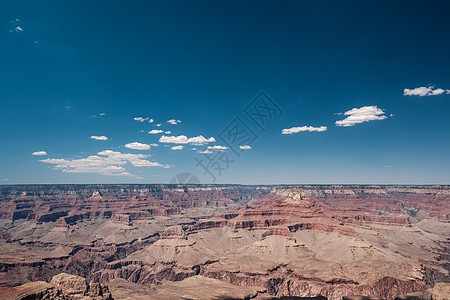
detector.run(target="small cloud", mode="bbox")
[99,113,106,116]
[150,143,159,147]
[167,119,181,125]
[1,178,9,181]
[385,165,392,168]
[159,135,215,145]
[191,147,198,151]
[207,145,228,151]
[148,129,163,134]
[134,117,149,122]
[149,118,154,123]
[171,145,183,150]
[239,145,252,150]
[282,126,327,134]
[155,123,162,127]
[90,135,108,141]
[165,131,171,134]
[335,106,387,127]
[15,26,23,32]
[403,86,449,97]
[198,149,213,154]
[124,142,151,150]
[32,151,47,156]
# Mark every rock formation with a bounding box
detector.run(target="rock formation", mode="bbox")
[0,273,112,300]
[0,184,448,299]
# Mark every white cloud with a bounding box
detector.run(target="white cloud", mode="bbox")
[165,131,171,134]
[403,86,450,96]
[159,135,215,145]
[1,179,9,181]
[167,119,181,125]
[188,135,216,145]
[207,145,228,151]
[155,123,162,127]
[32,151,47,156]
[124,142,151,150]
[149,118,154,123]
[148,129,163,134]
[335,106,387,127]
[15,26,23,32]
[282,126,327,134]
[90,135,108,141]
[134,117,149,122]
[171,145,183,150]
[91,112,106,118]
[239,145,252,150]
[40,150,167,177]
[150,143,159,147]
[198,149,213,154]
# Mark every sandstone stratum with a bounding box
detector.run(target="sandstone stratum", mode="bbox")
[0,184,448,299]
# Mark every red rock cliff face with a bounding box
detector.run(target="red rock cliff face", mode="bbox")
[0,184,265,222]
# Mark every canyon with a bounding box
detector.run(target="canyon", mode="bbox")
[0,184,448,299]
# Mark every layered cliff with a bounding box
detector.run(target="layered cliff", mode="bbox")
[0,185,448,299]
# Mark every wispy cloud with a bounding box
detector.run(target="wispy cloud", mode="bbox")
[198,149,213,154]
[1,179,9,181]
[155,123,162,127]
[148,129,163,134]
[335,106,387,127]
[239,145,252,150]
[159,135,215,145]
[9,19,23,33]
[90,135,108,141]
[207,145,228,151]
[40,150,168,177]
[32,151,47,156]
[404,86,450,97]
[91,112,106,118]
[124,142,151,150]
[134,117,153,123]
[282,126,327,134]
[167,119,181,125]
[171,145,183,150]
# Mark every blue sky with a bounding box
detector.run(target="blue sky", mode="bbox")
[1,1,450,184]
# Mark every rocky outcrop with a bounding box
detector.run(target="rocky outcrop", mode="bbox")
[111,214,132,226]
[51,273,112,300]
[0,273,113,300]
[0,281,65,299]
[161,225,186,239]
